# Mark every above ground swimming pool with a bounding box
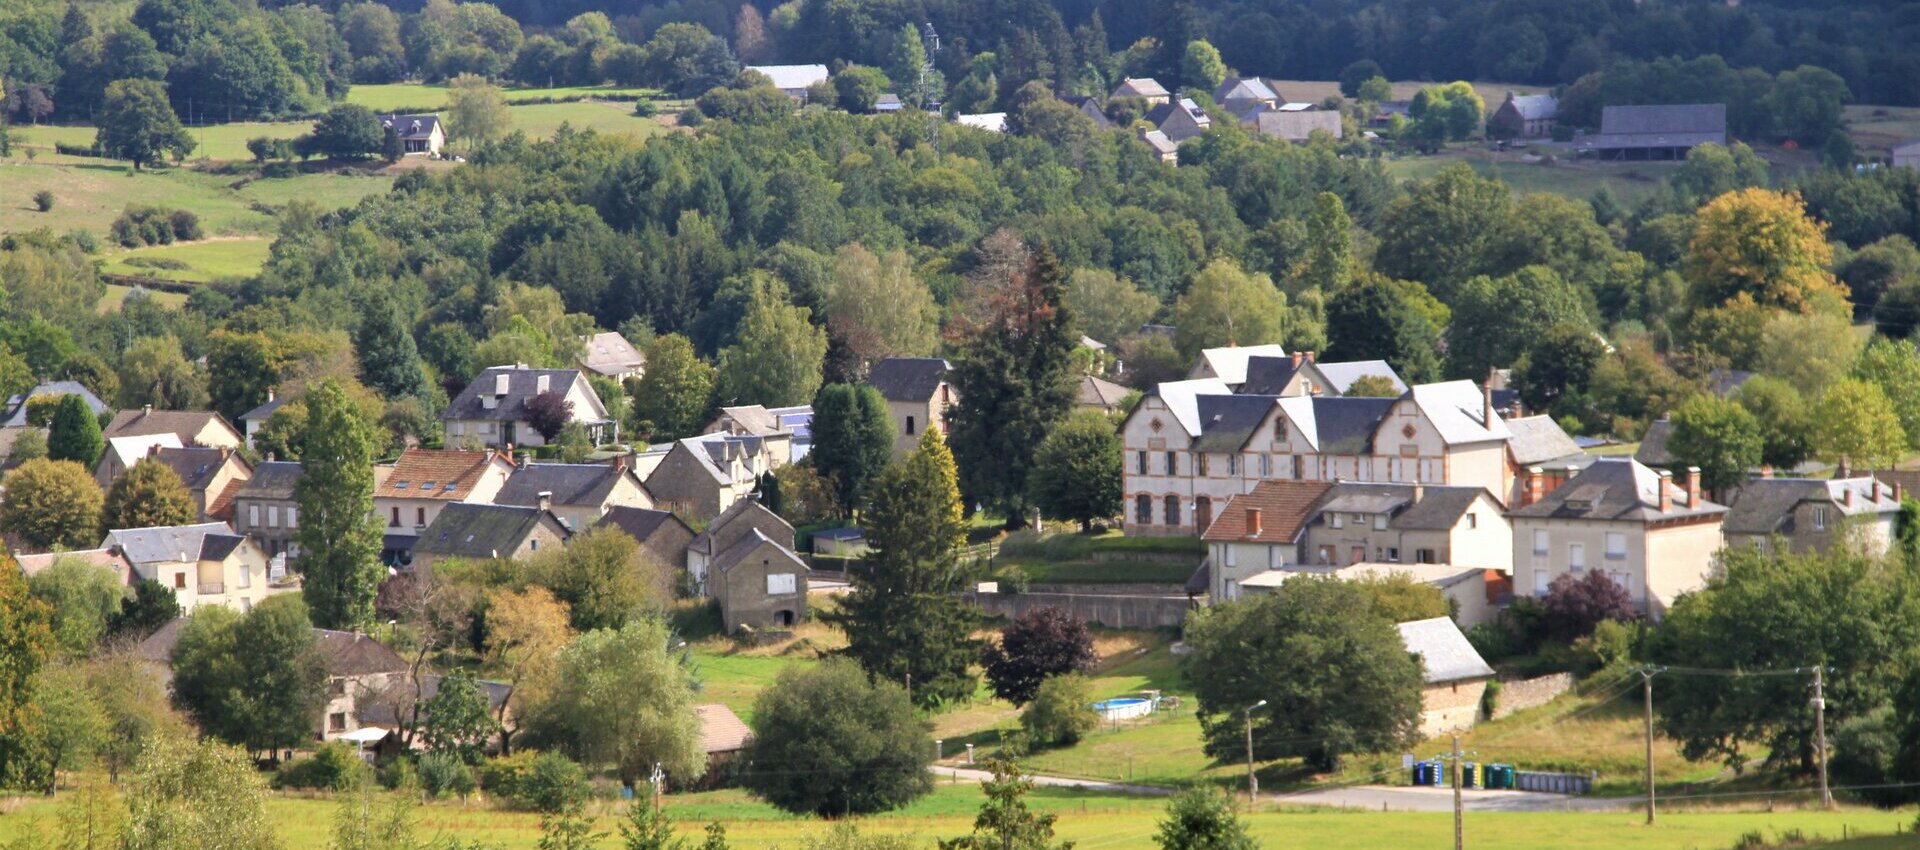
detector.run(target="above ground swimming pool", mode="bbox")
[1091,696,1154,721]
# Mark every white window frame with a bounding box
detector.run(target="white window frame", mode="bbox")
[1373,514,1387,531]
[1813,505,1828,531]
[1330,513,1344,529]
[767,573,797,594]
[248,505,259,527]
[1533,529,1549,556]
[1569,542,1586,571]
[267,506,279,528]
[1605,532,1627,559]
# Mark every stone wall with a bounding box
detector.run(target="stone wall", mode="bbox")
[964,591,1190,630]
[1491,672,1575,720]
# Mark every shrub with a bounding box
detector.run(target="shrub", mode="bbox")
[1020,673,1098,747]
[377,756,418,790]
[273,741,366,790]
[482,750,588,812]
[169,209,203,241]
[1568,618,1636,673]
[1465,621,1517,662]
[417,750,477,798]
[110,206,202,247]
[67,229,99,253]
[478,750,538,798]
[633,99,658,117]
[982,606,1095,705]
[1479,679,1501,720]
[33,190,54,212]
[1541,570,1636,643]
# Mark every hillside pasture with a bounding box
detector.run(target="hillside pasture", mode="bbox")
[345,83,660,113]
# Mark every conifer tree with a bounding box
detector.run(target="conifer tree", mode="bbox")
[355,290,428,401]
[46,394,103,467]
[295,380,383,630]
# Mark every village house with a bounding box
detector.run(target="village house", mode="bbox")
[492,459,654,532]
[1582,103,1727,160]
[1509,458,1726,616]
[95,433,182,489]
[1249,109,1344,143]
[686,500,807,632]
[1488,93,1559,138]
[1298,483,1512,572]
[643,434,775,522]
[148,445,253,523]
[1397,617,1496,736]
[703,404,809,465]
[865,357,955,458]
[576,331,646,382]
[103,522,276,612]
[1111,77,1171,107]
[375,448,516,539]
[13,548,134,584]
[1060,95,1114,128]
[441,365,614,449]
[103,406,244,450]
[694,703,753,786]
[1139,129,1179,163]
[313,629,413,742]
[230,460,303,560]
[238,389,288,449]
[1186,344,1289,388]
[1199,479,1332,600]
[1502,415,1591,506]
[1076,375,1130,414]
[1148,97,1213,143]
[595,506,697,567]
[409,502,572,571]
[746,64,830,100]
[1722,476,1901,556]
[378,113,444,156]
[1214,77,1282,114]
[0,381,108,428]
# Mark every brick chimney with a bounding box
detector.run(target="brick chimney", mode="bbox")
[1290,352,1304,368]
[1842,486,1853,508]
[1525,466,1544,507]
[1304,351,1316,364]
[1836,455,1851,479]
[1896,482,1905,503]
[1684,466,1702,507]
[1657,469,1673,513]
[1244,507,1262,537]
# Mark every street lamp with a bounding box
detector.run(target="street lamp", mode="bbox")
[1244,700,1268,807]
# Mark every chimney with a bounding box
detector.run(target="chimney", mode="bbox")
[1842,485,1853,507]
[1896,482,1905,503]
[1657,469,1673,513]
[1482,383,1494,425]
[611,454,628,472]
[537,490,553,513]
[266,386,275,403]
[1411,483,1424,504]
[266,452,276,462]
[1304,351,1316,364]
[1244,507,1262,537]
[1836,456,1851,479]
[1684,466,1701,507]
[1525,466,1544,507]
[1291,352,1304,368]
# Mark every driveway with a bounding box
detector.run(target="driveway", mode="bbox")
[1274,784,1630,812]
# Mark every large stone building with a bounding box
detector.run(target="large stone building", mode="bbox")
[865,357,955,459]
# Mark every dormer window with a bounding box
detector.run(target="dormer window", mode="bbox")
[1565,499,1592,512]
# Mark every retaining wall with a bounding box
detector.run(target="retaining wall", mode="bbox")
[1491,672,1576,720]
[964,591,1190,630]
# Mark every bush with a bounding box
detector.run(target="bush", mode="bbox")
[633,99,658,117]
[110,206,202,248]
[1020,673,1098,747]
[1479,679,1501,720]
[1567,618,1636,673]
[68,229,99,253]
[1465,620,1517,662]
[33,190,54,212]
[1541,571,1636,643]
[477,750,538,798]
[417,750,477,798]
[169,209,203,241]
[982,606,1095,705]
[482,750,588,812]
[273,741,367,790]
[377,756,418,790]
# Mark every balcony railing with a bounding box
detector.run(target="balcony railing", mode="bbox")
[199,583,224,595]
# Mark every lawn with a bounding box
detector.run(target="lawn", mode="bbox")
[501,101,670,142]
[97,284,187,313]
[97,237,275,283]
[346,83,661,113]
[1383,148,1678,205]
[1002,561,1197,585]
[1844,104,1920,155]
[12,120,315,162]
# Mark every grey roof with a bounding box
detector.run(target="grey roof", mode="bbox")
[2,381,108,427]
[442,366,604,423]
[1239,356,1304,396]
[1146,97,1211,130]
[1190,394,1280,453]
[152,446,245,491]
[1509,458,1726,522]
[1078,375,1130,408]
[233,461,304,501]
[1723,477,1900,536]
[103,522,239,565]
[240,396,289,423]
[711,527,807,576]
[1313,482,1491,532]
[1139,129,1178,155]
[595,506,693,543]
[1587,104,1726,150]
[865,357,950,402]
[198,533,244,562]
[1398,617,1495,684]
[414,503,566,559]
[1252,110,1343,141]
[1635,420,1676,466]
[745,64,829,90]
[1308,396,1398,455]
[494,463,632,509]
[577,331,645,377]
[1214,77,1279,105]
[1315,361,1404,395]
[1185,561,1211,595]
[359,673,510,727]
[1506,416,1584,467]
[1113,77,1169,99]
[1317,485,1412,517]
[378,113,440,141]
[1391,487,1490,531]
[1504,94,1558,121]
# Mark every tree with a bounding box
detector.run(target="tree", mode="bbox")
[1649,546,1918,773]
[620,787,685,850]
[982,606,1096,706]
[1155,787,1255,850]
[296,380,384,630]
[1326,275,1445,384]
[631,334,714,440]
[24,664,109,791]
[1852,337,1920,449]
[1540,570,1636,644]
[1062,269,1156,346]
[0,558,54,786]
[1667,395,1764,497]
[0,459,103,552]
[205,330,283,424]
[1671,142,1770,201]
[356,291,428,401]
[732,5,769,63]
[1811,379,1907,469]
[1357,76,1392,103]
[309,104,386,159]
[102,457,197,534]
[743,657,933,816]
[1513,323,1607,416]
[1186,578,1422,771]
[1338,60,1384,98]
[1408,81,1483,144]
[523,391,575,443]
[1295,192,1353,296]
[46,394,103,466]
[826,245,938,364]
[1180,40,1227,92]
[833,65,890,113]
[1447,266,1590,380]
[947,247,1078,522]
[941,757,1070,850]
[638,23,738,98]
[1019,673,1097,747]
[809,384,894,514]
[1686,189,1845,316]
[483,586,573,754]
[523,618,704,788]
[420,668,500,763]
[117,336,208,411]
[120,735,279,850]
[445,73,511,149]
[1344,375,1400,397]
[1733,376,1814,470]
[1351,573,1449,622]
[28,557,124,658]
[528,527,668,632]
[95,79,193,170]
[1755,311,1861,397]
[170,596,329,754]
[1171,260,1289,360]
[715,275,827,408]
[1766,65,1850,147]
[824,430,980,706]
[1027,412,1122,532]
[109,579,180,640]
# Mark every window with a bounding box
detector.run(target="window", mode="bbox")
[1164,495,1182,526]
[767,573,797,594]
[238,564,252,589]
[1465,513,1477,529]
[1416,548,1436,564]
[1224,546,1237,567]
[1606,532,1627,559]
[1259,454,1270,477]
[1400,444,1418,458]
[389,507,400,528]
[529,539,539,552]
[1386,547,1399,562]
[1227,454,1238,476]
[1533,529,1549,556]
[329,712,347,732]
[288,507,298,528]
[1273,419,1287,441]
[1196,453,1210,476]
[1569,542,1586,570]
[1813,505,1828,531]
[1330,513,1344,529]
[248,505,259,527]
[1268,548,1281,569]
[267,506,279,528]
[416,507,427,527]
[1607,570,1632,594]
[1533,569,1550,596]
[1195,496,1212,532]
[1165,451,1177,475]
[906,415,917,435]
[174,572,186,590]
[1138,451,1149,475]
[1373,514,1387,530]
[1291,456,1303,480]
[1136,494,1153,524]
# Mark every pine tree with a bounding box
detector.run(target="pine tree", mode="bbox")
[45,395,103,467]
[355,290,428,401]
[295,380,384,630]
[102,457,197,532]
[946,245,1078,526]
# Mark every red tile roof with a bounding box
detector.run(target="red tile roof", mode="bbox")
[380,449,507,501]
[1201,480,1333,543]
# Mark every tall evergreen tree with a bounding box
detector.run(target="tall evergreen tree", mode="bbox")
[946,246,1077,526]
[356,292,428,401]
[45,394,103,467]
[295,380,383,630]
[808,383,893,514]
[822,430,979,706]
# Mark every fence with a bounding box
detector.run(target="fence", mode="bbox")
[1513,770,1593,795]
[963,590,1189,630]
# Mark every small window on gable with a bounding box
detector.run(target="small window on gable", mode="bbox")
[1330,513,1344,529]
[1465,513,1477,529]
[1373,514,1387,530]
[1273,419,1287,441]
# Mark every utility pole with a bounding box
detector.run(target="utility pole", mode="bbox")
[1637,666,1660,824]
[1451,733,1464,850]
[1812,667,1831,810]
[906,671,913,706]
[1243,699,1267,809]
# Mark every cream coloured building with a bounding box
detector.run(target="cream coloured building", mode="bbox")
[102,522,277,612]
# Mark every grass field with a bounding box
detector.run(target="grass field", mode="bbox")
[1267,79,1550,109]
[1844,104,1920,155]
[502,100,670,142]
[0,159,394,242]
[1383,148,1679,205]
[97,284,188,312]
[96,237,275,283]
[346,83,661,112]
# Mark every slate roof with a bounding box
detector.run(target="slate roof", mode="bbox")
[1252,110,1343,141]
[711,527,808,576]
[494,462,635,508]
[233,461,304,501]
[103,522,240,565]
[104,409,240,444]
[1723,477,1899,536]
[1391,487,1490,531]
[1191,394,1281,453]
[1397,617,1495,684]
[378,114,440,141]
[1504,94,1558,121]
[1410,381,1511,444]
[1239,356,1306,396]
[1214,77,1279,105]
[745,64,829,91]
[1506,415,1585,467]
[13,548,133,583]
[1315,483,1412,518]
[1,381,108,427]
[1146,98,1211,130]
[197,533,244,562]
[151,446,246,492]
[1192,344,1288,385]
[1315,361,1405,395]
[595,506,694,544]
[240,396,288,424]
[380,449,506,501]
[414,503,566,559]
[1202,480,1334,543]
[1276,396,1398,455]
[1078,375,1130,409]
[1139,129,1179,156]
[314,629,411,676]
[696,703,753,753]
[360,673,511,727]
[442,366,606,423]
[1635,420,1676,466]
[712,404,811,438]
[577,331,645,377]
[1587,104,1726,150]
[1508,458,1725,521]
[866,357,951,402]
[1113,78,1169,100]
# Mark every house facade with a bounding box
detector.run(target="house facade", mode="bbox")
[1489,93,1558,138]
[441,365,613,448]
[865,357,955,459]
[148,445,253,522]
[230,460,304,560]
[410,503,572,571]
[103,522,276,612]
[378,113,444,156]
[1148,98,1213,143]
[643,435,772,522]
[595,506,697,567]
[686,500,806,631]
[1111,77,1171,107]
[1722,476,1900,556]
[1298,484,1512,572]
[1398,617,1496,737]
[374,448,516,538]
[492,460,654,532]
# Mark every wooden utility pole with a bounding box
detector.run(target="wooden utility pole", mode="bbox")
[1244,699,1266,810]
[1813,667,1831,810]
[1640,667,1657,824]
[1451,734,1464,850]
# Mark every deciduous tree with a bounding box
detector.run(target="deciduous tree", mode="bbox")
[28,557,124,658]
[631,334,714,441]
[825,245,938,365]
[296,380,384,630]
[715,275,827,408]
[981,606,1095,706]
[1812,379,1907,469]
[1062,269,1156,346]
[483,586,573,754]
[308,103,386,160]
[743,657,932,815]
[1171,260,1289,360]
[0,459,103,552]
[1686,189,1846,316]
[522,617,704,788]
[169,596,329,755]
[1026,412,1122,532]
[1326,275,1445,384]
[528,527,668,632]
[445,73,511,148]
[1541,570,1637,644]
[102,457,197,534]
[95,79,193,170]
[1667,395,1764,497]
[1155,787,1256,850]
[0,558,54,786]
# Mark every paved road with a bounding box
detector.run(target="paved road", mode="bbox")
[1274,784,1630,812]
[931,766,1171,796]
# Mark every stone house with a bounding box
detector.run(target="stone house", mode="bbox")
[492,459,654,533]
[1200,479,1332,600]
[102,522,276,612]
[148,445,253,523]
[1299,483,1511,573]
[239,389,288,449]
[441,365,614,448]
[1488,93,1558,138]
[103,406,245,450]
[1111,77,1171,107]
[1147,97,1213,143]
[230,460,304,560]
[703,405,808,465]
[313,629,412,741]
[645,435,776,522]
[409,502,572,571]
[865,357,955,459]
[1398,617,1495,737]
[686,500,807,632]
[1214,77,1282,114]
[1509,458,1726,617]
[594,506,697,567]
[1722,476,1901,556]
